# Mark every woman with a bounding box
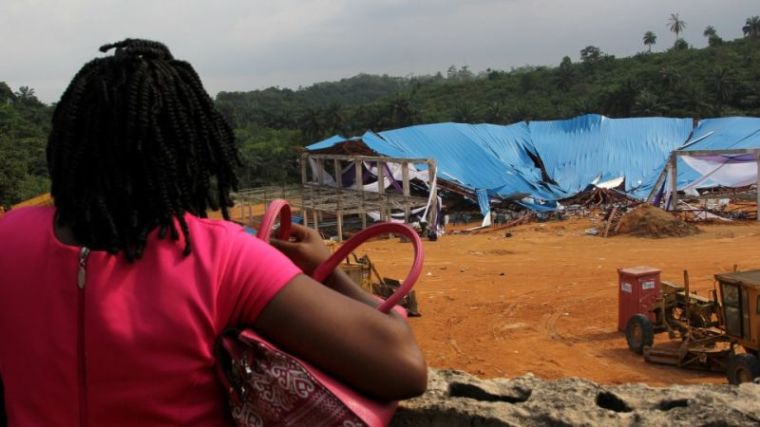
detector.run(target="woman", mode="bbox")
[0,39,426,426]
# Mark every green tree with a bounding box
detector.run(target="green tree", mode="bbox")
[15,86,36,102]
[235,127,302,187]
[643,31,657,52]
[299,108,326,142]
[710,67,736,114]
[580,45,603,64]
[668,13,686,45]
[452,102,478,123]
[633,90,663,116]
[483,101,508,124]
[0,82,15,103]
[744,16,760,38]
[704,25,723,46]
[556,56,575,90]
[673,38,689,51]
[321,102,345,135]
[386,95,419,128]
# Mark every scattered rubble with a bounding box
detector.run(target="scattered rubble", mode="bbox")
[562,187,639,209]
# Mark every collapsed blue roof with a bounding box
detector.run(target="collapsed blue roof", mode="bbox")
[365,123,556,200]
[683,117,760,151]
[307,115,760,212]
[529,115,693,198]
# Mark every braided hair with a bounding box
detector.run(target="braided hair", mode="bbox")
[47,39,240,261]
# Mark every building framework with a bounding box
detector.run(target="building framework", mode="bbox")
[299,153,437,240]
[647,148,760,221]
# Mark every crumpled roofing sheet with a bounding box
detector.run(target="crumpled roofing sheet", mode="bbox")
[307,115,760,212]
[529,115,693,198]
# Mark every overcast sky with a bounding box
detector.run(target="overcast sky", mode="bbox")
[1,0,757,103]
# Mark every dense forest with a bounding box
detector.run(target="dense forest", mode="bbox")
[2,17,759,208]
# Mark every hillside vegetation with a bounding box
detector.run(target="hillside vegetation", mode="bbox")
[2,33,759,207]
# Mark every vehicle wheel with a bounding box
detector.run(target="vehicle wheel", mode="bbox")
[726,353,760,384]
[626,314,654,354]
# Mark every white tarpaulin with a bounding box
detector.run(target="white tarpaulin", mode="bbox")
[681,153,758,190]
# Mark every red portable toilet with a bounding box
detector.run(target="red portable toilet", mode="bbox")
[617,266,661,331]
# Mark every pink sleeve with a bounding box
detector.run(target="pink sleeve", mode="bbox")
[219,226,302,327]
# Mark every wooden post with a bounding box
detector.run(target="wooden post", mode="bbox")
[317,158,325,224]
[669,153,678,212]
[334,158,343,241]
[402,161,410,223]
[646,165,669,204]
[683,270,691,328]
[300,154,309,228]
[355,158,365,229]
[377,161,385,222]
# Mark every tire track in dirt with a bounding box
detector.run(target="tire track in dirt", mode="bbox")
[539,303,585,344]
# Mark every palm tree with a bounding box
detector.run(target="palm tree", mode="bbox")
[710,67,735,114]
[704,25,722,47]
[643,31,657,52]
[668,13,686,44]
[556,56,575,89]
[744,16,760,38]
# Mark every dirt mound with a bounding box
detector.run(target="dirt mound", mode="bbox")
[617,205,699,238]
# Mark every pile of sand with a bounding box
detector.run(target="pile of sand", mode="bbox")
[617,204,700,238]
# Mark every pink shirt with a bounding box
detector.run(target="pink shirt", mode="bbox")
[0,206,301,426]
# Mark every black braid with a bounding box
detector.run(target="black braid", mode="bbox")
[47,38,240,261]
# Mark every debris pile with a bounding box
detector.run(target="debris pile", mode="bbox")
[562,187,638,209]
[616,204,700,238]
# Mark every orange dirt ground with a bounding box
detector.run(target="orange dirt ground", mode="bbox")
[217,204,760,386]
[352,216,760,386]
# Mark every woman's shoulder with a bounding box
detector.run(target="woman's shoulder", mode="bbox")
[186,214,248,238]
[184,213,267,253]
[0,205,54,229]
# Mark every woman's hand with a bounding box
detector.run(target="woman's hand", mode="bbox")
[269,224,331,276]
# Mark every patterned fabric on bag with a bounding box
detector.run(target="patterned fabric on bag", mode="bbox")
[219,332,366,427]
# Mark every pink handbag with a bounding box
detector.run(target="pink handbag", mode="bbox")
[216,199,424,427]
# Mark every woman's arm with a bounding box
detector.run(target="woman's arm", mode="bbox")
[257,224,427,400]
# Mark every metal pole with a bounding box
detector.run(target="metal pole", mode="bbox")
[355,158,365,229]
[300,153,308,227]
[334,158,343,241]
[377,161,385,222]
[428,160,438,227]
[402,161,410,223]
[669,153,678,211]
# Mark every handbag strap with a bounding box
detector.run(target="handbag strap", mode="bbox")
[257,198,291,241]
[258,199,424,314]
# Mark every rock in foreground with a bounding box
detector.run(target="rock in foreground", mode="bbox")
[392,369,760,426]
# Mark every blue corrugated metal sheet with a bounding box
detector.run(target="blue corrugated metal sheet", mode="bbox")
[309,134,349,150]
[683,117,760,151]
[306,115,760,212]
[529,115,693,197]
[364,123,556,201]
